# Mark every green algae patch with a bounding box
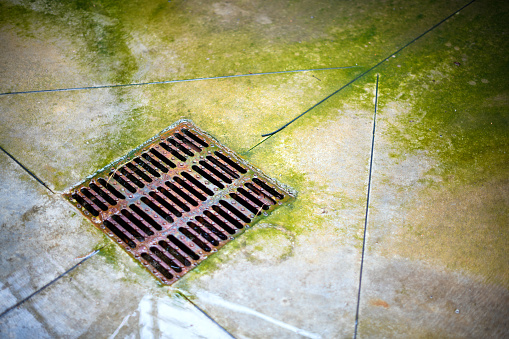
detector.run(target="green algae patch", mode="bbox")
[370,0,509,287]
[240,225,295,263]
[384,179,509,289]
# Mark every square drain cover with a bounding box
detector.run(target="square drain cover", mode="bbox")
[64,120,294,284]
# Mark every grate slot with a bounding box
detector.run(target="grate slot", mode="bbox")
[188,221,220,246]
[141,196,174,222]
[141,253,174,280]
[120,167,145,188]
[150,246,183,272]
[168,234,200,260]
[126,162,153,183]
[175,132,202,152]
[212,205,244,229]
[134,157,161,178]
[111,215,145,242]
[121,209,155,236]
[252,178,285,200]
[82,187,110,210]
[159,240,191,267]
[80,188,108,211]
[214,151,247,174]
[181,172,214,196]
[230,192,260,215]
[149,191,183,217]
[174,176,206,201]
[182,128,209,147]
[129,204,162,231]
[166,181,198,207]
[90,182,117,206]
[207,155,239,180]
[238,187,270,210]
[104,220,136,248]
[247,182,277,205]
[169,137,194,156]
[204,211,236,234]
[72,193,99,216]
[196,216,228,240]
[179,227,212,252]
[192,165,224,189]
[150,148,177,168]
[159,141,186,161]
[157,187,188,214]
[219,200,252,223]
[97,178,126,199]
[113,172,137,193]
[142,153,169,173]
[200,160,232,184]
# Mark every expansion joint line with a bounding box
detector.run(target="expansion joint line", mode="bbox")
[257,0,477,141]
[0,248,103,320]
[0,145,55,194]
[353,74,379,339]
[175,291,237,339]
[0,66,358,96]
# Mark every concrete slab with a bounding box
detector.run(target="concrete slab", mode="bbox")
[357,0,509,337]
[0,247,233,338]
[0,151,105,312]
[0,0,507,338]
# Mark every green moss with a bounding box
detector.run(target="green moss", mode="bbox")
[371,0,509,286]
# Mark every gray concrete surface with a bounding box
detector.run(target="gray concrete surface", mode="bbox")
[1,0,508,338]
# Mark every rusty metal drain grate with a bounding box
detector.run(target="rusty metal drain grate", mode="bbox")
[64,120,294,285]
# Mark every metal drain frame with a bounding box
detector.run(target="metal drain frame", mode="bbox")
[64,119,294,285]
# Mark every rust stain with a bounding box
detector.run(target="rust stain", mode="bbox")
[370,298,390,308]
[63,120,294,285]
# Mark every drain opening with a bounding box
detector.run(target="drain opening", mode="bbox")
[159,240,191,267]
[121,209,154,236]
[141,196,174,222]
[90,183,117,205]
[97,178,125,199]
[219,200,251,223]
[188,221,220,246]
[200,160,232,184]
[150,148,177,168]
[150,246,183,272]
[72,193,99,216]
[141,253,174,280]
[168,234,200,260]
[149,191,182,217]
[64,120,293,285]
[179,227,212,252]
[129,204,162,231]
[204,210,236,234]
[174,176,206,201]
[192,165,224,189]
[104,220,136,248]
[113,172,137,193]
[214,151,247,174]
[175,132,201,152]
[196,216,228,240]
[182,128,209,147]
[212,205,244,229]
[166,181,198,206]
[181,172,214,196]
[157,188,187,214]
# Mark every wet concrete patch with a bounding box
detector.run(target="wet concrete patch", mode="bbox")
[0,152,104,312]
[358,256,509,338]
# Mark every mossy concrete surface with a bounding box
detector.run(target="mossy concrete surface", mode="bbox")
[0,0,508,338]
